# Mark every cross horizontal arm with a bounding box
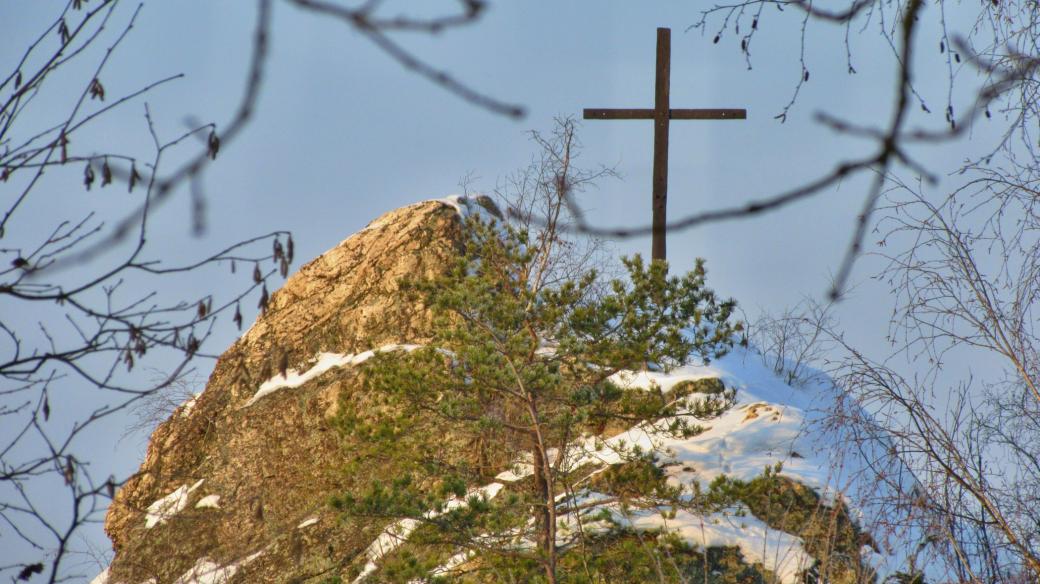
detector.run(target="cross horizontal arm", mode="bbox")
[583,108,746,120]
[670,109,746,120]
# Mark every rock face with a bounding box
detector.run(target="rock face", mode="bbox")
[105,199,472,583]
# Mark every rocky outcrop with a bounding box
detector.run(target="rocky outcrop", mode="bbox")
[104,199,476,583]
[103,195,900,584]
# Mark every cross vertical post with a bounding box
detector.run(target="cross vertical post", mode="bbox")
[652,27,671,262]
[584,27,747,263]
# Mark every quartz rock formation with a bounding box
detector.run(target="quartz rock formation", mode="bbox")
[104,198,480,583]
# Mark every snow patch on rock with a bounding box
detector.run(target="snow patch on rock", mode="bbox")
[629,507,811,583]
[179,393,201,418]
[244,344,420,407]
[352,482,505,584]
[194,494,220,509]
[145,479,204,529]
[172,551,262,584]
[435,194,502,223]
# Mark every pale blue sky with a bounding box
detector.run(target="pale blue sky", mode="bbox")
[1,1,1004,578]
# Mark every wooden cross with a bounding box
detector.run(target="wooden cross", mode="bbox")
[584,27,746,262]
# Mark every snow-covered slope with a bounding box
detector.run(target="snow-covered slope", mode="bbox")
[241,342,915,583]
[603,348,918,579]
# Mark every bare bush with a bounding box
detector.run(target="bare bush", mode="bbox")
[120,372,204,440]
[488,117,619,292]
[0,3,290,581]
[749,298,836,388]
[829,168,1040,581]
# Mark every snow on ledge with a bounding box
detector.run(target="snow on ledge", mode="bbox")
[195,494,221,509]
[172,551,263,584]
[352,482,505,584]
[627,507,811,583]
[434,194,502,223]
[179,393,201,418]
[145,479,204,529]
[243,344,421,407]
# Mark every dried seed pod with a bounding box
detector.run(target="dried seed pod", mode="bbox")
[89,78,105,101]
[101,158,112,186]
[63,456,75,485]
[129,162,140,192]
[258,284,269,313]
[207,130,220,160]
[84,162,95,190]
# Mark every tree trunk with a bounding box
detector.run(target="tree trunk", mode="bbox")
[532,445,558,584]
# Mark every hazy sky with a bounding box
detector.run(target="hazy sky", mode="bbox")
[1,1,1003,578]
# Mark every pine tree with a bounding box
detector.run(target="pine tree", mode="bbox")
[333,215,742,583]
